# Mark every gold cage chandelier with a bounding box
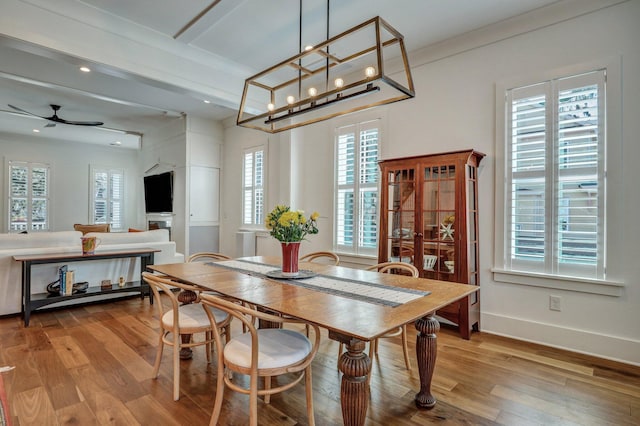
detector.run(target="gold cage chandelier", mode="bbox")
[236,3,415,133]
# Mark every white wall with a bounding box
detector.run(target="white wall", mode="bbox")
[185,116,223,257]
[222,0,640,365]
[141,118,187,253]
[0,134,141,232]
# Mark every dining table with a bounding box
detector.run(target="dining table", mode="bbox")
[147,256,479,426]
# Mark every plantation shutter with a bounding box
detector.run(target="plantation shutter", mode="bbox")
[91,167,124,230]
[8,161,50,232]
[243,147,265,226]
[506,70,605,279]
[336,125,356,248]
[335,120,379,255]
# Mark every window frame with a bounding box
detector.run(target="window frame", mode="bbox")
[7,160,51,232]
[90,165,124,231]
[334,118,381,257]
[242,145,267,228]
[494,58,624,296]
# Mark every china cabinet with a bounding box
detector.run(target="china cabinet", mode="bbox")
[378,150,484,339]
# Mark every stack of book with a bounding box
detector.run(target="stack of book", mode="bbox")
[58,265,75,296]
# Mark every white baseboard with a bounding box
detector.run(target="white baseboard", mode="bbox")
[481,312,640,367]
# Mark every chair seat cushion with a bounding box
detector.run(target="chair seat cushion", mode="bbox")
[162,303,228,329]
[225,329,312,370]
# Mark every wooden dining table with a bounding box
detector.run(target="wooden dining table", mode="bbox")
[147,256,479,426]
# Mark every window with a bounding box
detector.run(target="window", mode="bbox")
[242,146,265,226]
[8,161,50,232]
[501,70,607,281]
[91,166,124,231]
[335,120,379,256]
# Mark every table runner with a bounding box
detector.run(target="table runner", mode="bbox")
[209,259,429,307]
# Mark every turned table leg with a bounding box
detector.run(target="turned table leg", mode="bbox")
[334,335,372,426]
[414,313,440,408]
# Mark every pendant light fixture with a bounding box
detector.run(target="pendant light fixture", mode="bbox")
[236,0,415,133]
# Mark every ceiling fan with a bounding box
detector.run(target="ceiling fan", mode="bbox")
[8,104,104,126]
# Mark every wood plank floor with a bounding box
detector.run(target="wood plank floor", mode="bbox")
[1,296,639,425]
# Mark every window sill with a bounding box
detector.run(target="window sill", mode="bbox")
[238,227,267,233]
[491,268,623,296]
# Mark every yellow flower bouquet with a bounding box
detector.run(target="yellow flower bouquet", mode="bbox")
[266,205,319,242]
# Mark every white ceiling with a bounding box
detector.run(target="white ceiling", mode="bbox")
[0,0,561,148]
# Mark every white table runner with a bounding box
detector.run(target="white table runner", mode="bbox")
[210,259,429,307]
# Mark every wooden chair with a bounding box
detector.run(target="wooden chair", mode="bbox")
[200,293,321,426]
[367,262,417,371]
[337,262,418,373]
[142,272,232,401]
[187,252,231,262]
[299,251,339,335]
[187,252,255,332]
[299,251,340,266]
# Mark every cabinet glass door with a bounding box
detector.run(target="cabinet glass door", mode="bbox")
[422,164,456,280]
[385,168,416,265]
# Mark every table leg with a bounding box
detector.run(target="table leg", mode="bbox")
[337,337,371,426]
[178,289,198,360]
[22,261,32,327]
[414,313,439,408]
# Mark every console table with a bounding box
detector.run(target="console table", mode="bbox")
[14,248,159,327]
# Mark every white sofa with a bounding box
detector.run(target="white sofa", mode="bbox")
[0,229,184,316]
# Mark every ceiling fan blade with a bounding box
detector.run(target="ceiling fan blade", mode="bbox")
[8,104,44,118]
[60,120,104,126]
[9,104,104,126]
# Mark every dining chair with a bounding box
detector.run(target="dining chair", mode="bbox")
[200,293,321,426]
[187,251,256,333]
[187,252,232,262]
[142,272,232,401]
[337,261,418,373]
[367,262,417,371]
[299,251,339,335]
[299,251,340,266]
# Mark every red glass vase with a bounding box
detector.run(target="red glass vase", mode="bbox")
[281,242,301,276]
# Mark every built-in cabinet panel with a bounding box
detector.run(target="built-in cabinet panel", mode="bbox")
[189,166,219,223]
[189,225,219,253]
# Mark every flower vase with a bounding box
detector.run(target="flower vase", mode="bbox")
[280,241,301,276]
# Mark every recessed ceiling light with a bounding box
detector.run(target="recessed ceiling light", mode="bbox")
[80,66,91,73]
[110,141,122,146]
[203,100,211,104]
[32,129,40,133]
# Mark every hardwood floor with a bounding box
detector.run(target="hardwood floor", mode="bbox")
[1,296,639,425]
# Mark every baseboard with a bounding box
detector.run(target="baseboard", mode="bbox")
[481,312,640,366]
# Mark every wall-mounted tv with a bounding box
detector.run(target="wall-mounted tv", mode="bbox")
[144,171,173,213]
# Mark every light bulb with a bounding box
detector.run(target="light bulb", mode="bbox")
[304,45,313,51]
[308,87,318,97]
[286,95,295,105]
[334,78,344,88]
[267,103,275,112]
[365,66,376,78]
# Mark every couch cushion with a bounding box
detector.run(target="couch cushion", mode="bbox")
[74,223,110,234]
[0,231,82,250]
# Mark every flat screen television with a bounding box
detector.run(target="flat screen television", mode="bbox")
[144,171,173,213]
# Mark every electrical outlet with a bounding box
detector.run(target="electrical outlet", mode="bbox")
[549,295,562,311]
